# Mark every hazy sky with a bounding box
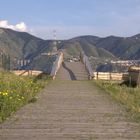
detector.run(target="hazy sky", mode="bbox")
[0,0,140,39]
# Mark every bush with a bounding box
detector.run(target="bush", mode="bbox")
[0,72,48,123]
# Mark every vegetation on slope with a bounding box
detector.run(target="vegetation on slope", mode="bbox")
[96,35,140,60]
[61,37,116,59]
[0,28,57,73]
[95,81,140,123]
[1,27,140,73]
[0,72,49,123]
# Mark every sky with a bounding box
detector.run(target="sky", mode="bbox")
[0,0,140,39]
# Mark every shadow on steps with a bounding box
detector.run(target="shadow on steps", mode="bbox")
[62,62,77,80]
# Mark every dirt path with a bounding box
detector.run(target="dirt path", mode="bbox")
[0,80,140,140]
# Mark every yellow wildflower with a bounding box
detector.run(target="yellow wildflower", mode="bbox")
[21,96,24,99]
[9,97,12,99]
[2,92,8,96]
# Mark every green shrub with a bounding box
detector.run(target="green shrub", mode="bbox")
[0,72,48,123]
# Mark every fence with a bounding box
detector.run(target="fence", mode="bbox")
[94,72,128,81]
[128,66,140,87]
[12,70,43,76]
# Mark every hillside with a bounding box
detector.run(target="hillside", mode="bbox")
[0,28,140,72]
[96,35,140,60]
[60,36,116,59]
[0,28,43,59]
[0,28,56,72]
[62,35,140,60]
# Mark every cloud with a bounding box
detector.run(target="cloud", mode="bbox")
[0,20,27,32]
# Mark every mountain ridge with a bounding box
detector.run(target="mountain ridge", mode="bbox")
[0,27,140,72]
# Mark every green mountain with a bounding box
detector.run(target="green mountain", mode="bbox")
[60,36,116,59]
[0,28,56,72]
[63,35,140,60]
[0,28,140,72]
[96,35,140,60]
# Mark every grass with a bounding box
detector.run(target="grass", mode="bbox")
[0,71,50,123]
[94,80,140,123]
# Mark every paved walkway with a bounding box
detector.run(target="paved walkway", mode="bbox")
[0,63,140,139]
[56,62,89,80]
[0,80,140,140]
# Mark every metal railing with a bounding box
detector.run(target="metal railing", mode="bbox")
[80,51,94,80]
[50,51,64,80]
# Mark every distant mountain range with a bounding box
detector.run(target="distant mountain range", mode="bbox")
[0,28,56,72]
[0,27,140,72]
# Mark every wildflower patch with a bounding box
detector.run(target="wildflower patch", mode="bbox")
[0,72,48,123]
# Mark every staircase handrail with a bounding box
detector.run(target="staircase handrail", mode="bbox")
[50,51,64,79]
[80,51,94,80]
